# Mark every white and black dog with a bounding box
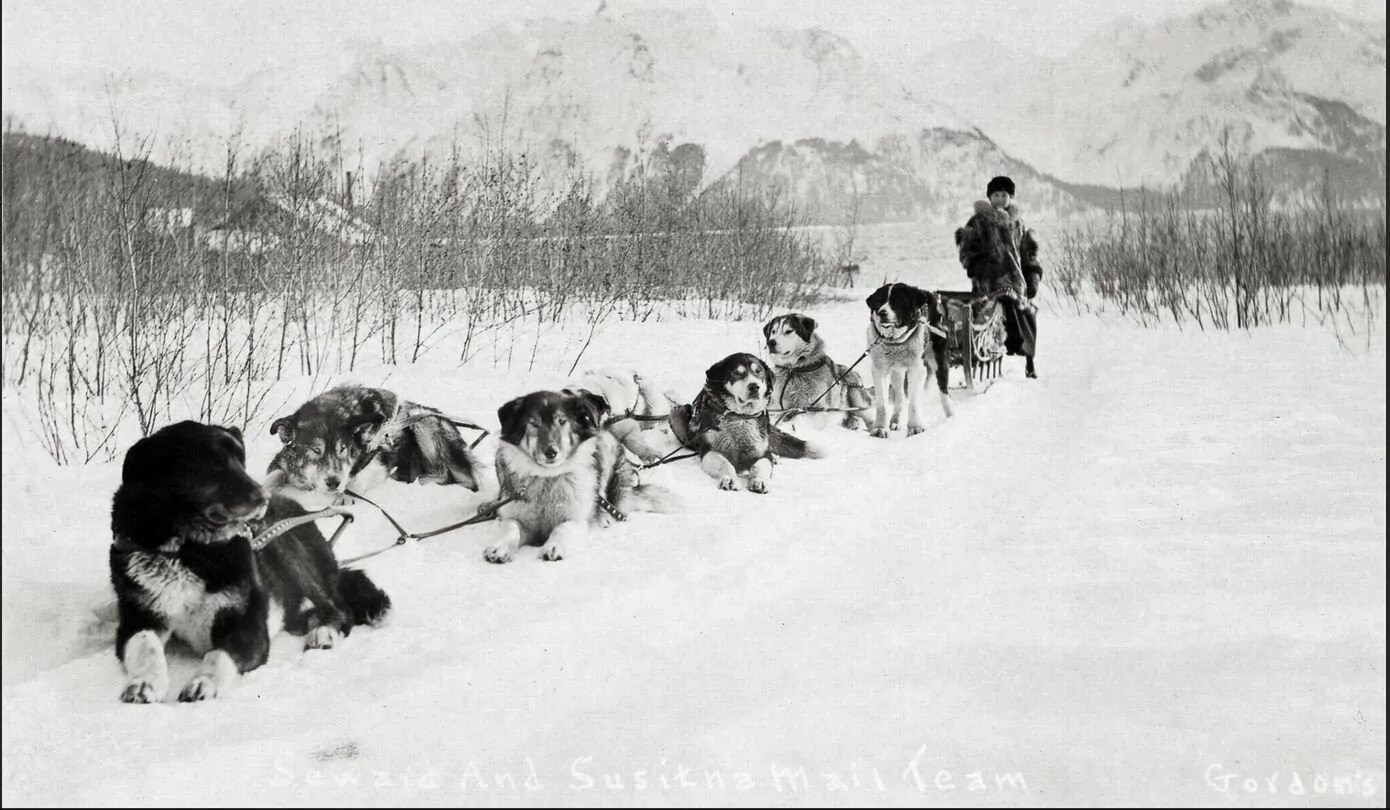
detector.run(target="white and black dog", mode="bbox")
[110,421,390,703]
[865,283,953,437]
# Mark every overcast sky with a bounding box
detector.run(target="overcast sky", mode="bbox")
[3,0,1385,87]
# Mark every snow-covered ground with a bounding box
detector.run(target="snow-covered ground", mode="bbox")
[2,242,1385,805]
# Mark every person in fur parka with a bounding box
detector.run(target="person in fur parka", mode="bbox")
[954,175,1043,300]
[953,175,1042,377]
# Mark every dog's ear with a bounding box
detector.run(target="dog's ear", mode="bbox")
[120,433,165,486]
[218,425,247,461]
[269,416,296,444]
[789,314,817,342]
[351,389,395,447]
[954,227,966,247]
[497,396,526,443]
[865,285,888,310]
[582,391,611,422]
[705,356,733,384]
[572,391,610,429]
[904,284,932,315]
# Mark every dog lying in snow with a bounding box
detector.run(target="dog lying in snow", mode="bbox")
[670,352,822,494]
[865,283,954,437]
[266,385,483,507]
[481,389,673,563]
[762,312,874,432]
[568,367,675,462]
[109,421,390,703]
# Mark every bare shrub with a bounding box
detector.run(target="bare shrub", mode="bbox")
[1055,142,1385,338]
[2,117,834,464]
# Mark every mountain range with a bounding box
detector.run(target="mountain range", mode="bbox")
[2,0,1384,223]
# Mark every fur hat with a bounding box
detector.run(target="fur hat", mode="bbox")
[986,175,1016,197]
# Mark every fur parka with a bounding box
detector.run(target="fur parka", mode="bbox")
[954,200,1043,295]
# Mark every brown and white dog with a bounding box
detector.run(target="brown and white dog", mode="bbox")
[481,390,672,563]
[266,385,482,507]
[673,352,821,493]
[763,313,874,432]
[865,283,953,437]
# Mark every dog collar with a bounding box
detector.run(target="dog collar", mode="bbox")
[873,320,922,345]
[717,407,766,421]
[778,356,832,375]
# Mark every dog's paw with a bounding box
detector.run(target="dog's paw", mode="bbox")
[120,677,165,704]
[541,542,566,562]
[843,415,866,431]
[718,476,740,491]
[483,544,516,564]
[177,674,219,702]
[305,625,342,650]
[870,427,889,439]
[906,425,925,437]
[889,419,900,431]
[748,478,769,494]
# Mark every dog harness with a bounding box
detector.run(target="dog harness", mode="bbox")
[774,355,875,415]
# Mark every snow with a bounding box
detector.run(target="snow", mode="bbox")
[2,230,1386,805]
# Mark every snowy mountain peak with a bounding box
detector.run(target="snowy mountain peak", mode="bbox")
[922,0,1385,190]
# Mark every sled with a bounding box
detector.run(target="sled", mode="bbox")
[932,290,1009,390]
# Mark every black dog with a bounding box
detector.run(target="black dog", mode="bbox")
[110,420,390,703]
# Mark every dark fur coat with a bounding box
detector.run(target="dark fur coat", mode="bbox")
[954,201,1043,296]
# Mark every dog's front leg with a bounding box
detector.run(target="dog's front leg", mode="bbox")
[540,519,587,562]
[871,367,892,438]
[905,363,928,436]
[117,626,171,704]
[305,604,351,650]
[888,369,908,431]
[180,599,271,702]
[484,518,524,564]
[701,451,741,491]
[747,457,774,494]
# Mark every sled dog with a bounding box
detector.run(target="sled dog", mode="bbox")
[482,390,672,563]
[267,385,482,507]
[672,352,822,494]
[762,312,874,431]
[865,283,954,437]
[110,421,390,703]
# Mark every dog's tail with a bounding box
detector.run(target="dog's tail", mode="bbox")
[769,426,824,460]
[626,482,681,515]
[398,415,482,491]
[338,569,392,627]
[611,457,681,515]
